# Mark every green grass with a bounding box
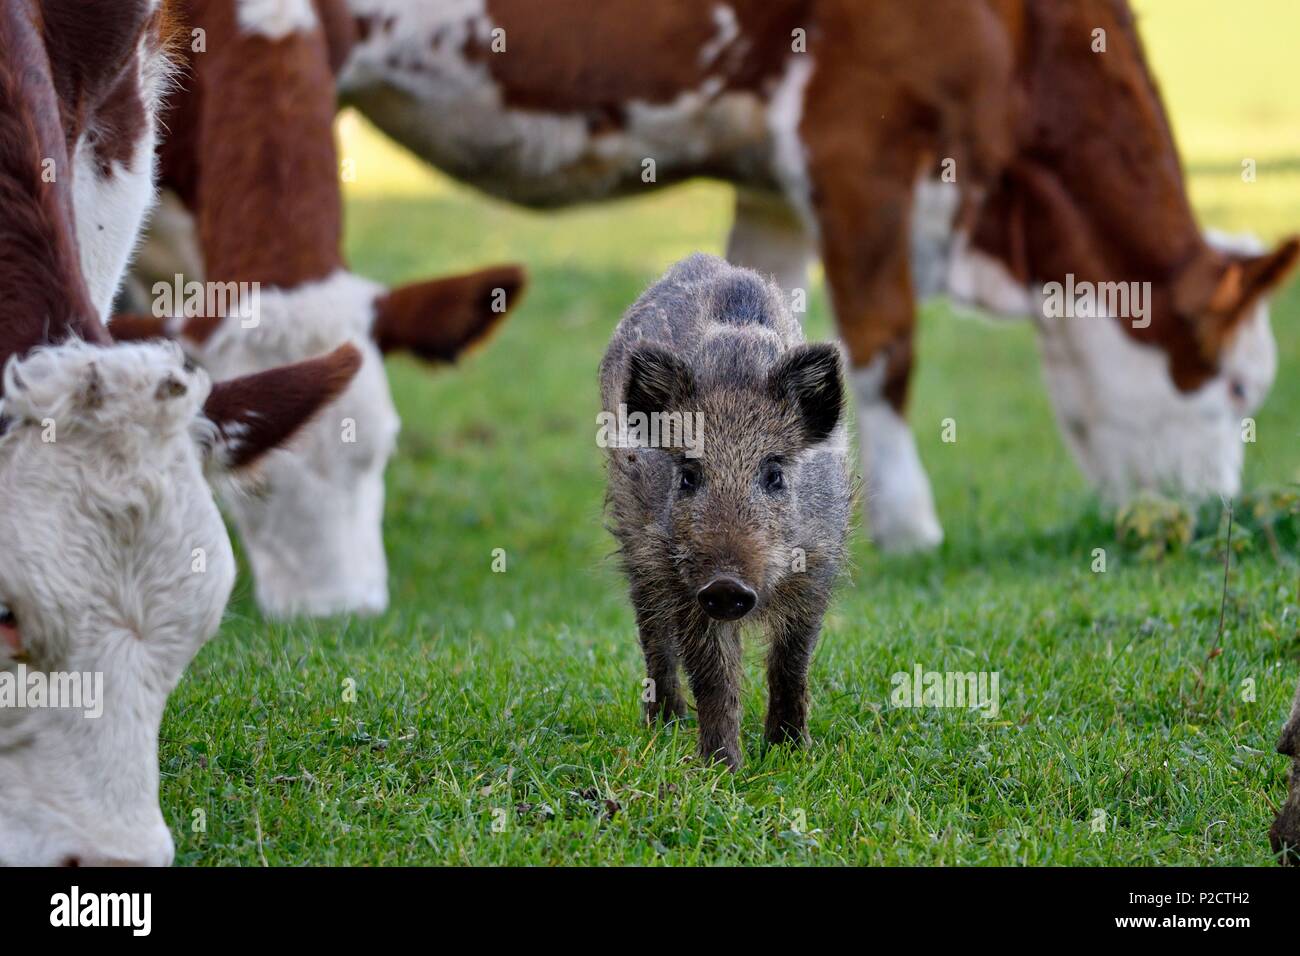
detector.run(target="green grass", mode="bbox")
[160,4,1300,865]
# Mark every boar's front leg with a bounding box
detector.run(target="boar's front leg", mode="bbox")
[633,591,687,725]
[679,614,744,770]
[763,596,827,748]
[1270,680,1300,864]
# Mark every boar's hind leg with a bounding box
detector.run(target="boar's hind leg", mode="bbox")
[763,599,827,748]
[634,595,687,725]
[679,617,744,770]
[1270,680,1300,864]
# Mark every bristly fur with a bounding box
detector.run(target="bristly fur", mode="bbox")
[1271,681,1300,864]
[600,254,852,769]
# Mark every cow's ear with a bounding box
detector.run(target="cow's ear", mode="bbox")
[1209,237,1300,316]
[371,265,526,362]
[1186,237,1300,351]
[199,344,361,471]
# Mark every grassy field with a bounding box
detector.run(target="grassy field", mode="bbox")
[160,3,1300,865]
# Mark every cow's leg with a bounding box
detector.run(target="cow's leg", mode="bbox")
[633,591,687,725]
[1270,681,1300,864]
[680,616,744,770]
[849,344,943,552]
[134,191,206,295]
[799,142,943,551]
[725,190,815,295]
[112,190,206,317]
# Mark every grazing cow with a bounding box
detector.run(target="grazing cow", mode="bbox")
[111,0,527,618]
[329,0,1298,551]
[0,0,359,865]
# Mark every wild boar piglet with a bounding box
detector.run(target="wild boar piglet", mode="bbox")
[600,254,852,769]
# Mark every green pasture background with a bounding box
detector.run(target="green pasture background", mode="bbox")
[161,1,1300,864]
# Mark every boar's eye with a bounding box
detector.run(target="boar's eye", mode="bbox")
[0,601,19,655]
[678,462,702,494]
[761,458,785,494]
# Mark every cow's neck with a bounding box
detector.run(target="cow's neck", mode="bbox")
[992,0,1208,307]
[167,0,344,312]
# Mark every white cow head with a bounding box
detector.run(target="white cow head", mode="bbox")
[0,339,360,866]
[948,229,1298,503]
[116,265,525,618]
[1033,232,1295,503]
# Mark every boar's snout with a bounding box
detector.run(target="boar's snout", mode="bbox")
[697,576,757,621]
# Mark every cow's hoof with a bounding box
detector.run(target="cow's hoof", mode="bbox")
[869,501,944,554]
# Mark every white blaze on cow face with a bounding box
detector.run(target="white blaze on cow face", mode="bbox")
[1203,229,1280,419]
[181,271,399,618]
[1030,232,1279,503]
[1030,226,1282,506]
[936,223,1278,504]
[1034,294,1249,502]
[0,342,236,867]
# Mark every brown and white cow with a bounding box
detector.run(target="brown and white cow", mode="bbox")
[0,0,359,865]
[328,0,1298,551]
[111,0,527,618]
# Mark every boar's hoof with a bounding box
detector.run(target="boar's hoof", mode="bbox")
[700,743,741,772]
[1269,813,1300,866]
[644,695,689,726]
[764,724,811,749]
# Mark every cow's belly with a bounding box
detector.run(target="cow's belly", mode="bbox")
[337,6,777,207]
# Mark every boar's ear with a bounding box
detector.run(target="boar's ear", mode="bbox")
[623,344,695,417]
[769,343,843,446]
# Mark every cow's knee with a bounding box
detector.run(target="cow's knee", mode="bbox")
[850,356,943,552]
